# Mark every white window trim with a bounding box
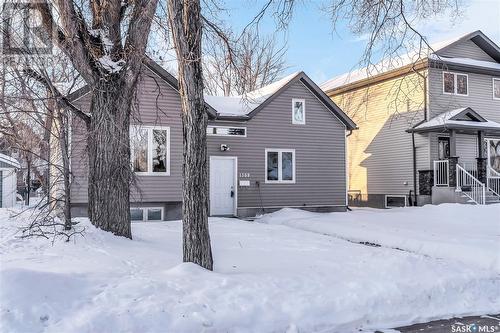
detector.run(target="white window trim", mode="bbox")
[493,78,500,100]
[442,71,469,96]
[207,126,247,137]
[291,98,306,125]
[131,125,170,176]
[265,148,296,184]
[385,195,407,209]
[130,206,164,221]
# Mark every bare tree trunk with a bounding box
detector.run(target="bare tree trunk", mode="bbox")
[86,78,132,239]
[57,107,72,230]
[168,0,213,270]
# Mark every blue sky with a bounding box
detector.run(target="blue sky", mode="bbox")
[222,0,500,84]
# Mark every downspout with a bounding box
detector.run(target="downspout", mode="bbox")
[411,132,418,206]
[345,129,353,211]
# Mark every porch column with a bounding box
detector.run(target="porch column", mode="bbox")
[476,130,487,183]
[449,130,458,187]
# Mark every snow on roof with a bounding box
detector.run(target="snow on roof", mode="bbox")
[320,31,490,92]
[0,153,20,168]
[428,54,500,71]
[205,72,300,117]
[414,108,500,131]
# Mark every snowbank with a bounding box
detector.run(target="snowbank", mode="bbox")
[259,204,500,273]
[1,205,499,333]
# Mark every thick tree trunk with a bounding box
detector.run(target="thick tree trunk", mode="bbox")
[86,77,132,239]
[168,0,213,270]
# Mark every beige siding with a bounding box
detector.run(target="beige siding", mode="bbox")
[437,39,495,62]
[331,71,429,195]
[208,81,348,208]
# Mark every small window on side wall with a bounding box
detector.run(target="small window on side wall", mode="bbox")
[292,99,305,124]
[493,78,500,100]
[265,149,295,183]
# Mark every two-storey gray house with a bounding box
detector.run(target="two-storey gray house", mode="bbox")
[322,30,500,207]
[67,59,356,220]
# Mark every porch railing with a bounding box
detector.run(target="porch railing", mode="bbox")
[433,160,449,186]
[487,167,500,197]
[456,164,485,205]
[459,162,477,179]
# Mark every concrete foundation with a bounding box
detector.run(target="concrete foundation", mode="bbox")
[431,186,468,205]
[71,201,183,221]
[237,205,347,218]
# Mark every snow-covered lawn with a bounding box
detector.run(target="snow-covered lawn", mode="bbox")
[1,204,499,333]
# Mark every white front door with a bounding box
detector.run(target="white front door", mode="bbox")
[210,157,236,215]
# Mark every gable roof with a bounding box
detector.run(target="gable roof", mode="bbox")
[408,107,500,133]
[0,153,20,168]
[66,57,218,118]
[208,72,357,130]
[68,61,357,130]
[321,30,500,94]
[205,72,300,117]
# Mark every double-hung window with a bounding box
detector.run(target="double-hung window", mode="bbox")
[443,72,468,96]
[493,78,500,100]
[130,125,170,175]
[265,149,295,183]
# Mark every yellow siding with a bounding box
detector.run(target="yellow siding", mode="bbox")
[330,70,429,195]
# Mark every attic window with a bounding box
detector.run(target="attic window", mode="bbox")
[292,99,305,124]
[207,126,246,137]
[443,72,468,96]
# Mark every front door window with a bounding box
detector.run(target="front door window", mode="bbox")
[488,139,500,174]
[438,137,450,160]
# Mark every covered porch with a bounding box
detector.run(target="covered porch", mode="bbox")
[409,107,500,205]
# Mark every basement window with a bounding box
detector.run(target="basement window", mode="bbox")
[130,207,164,221]
[207,126,246,137]
[385,195,407,208]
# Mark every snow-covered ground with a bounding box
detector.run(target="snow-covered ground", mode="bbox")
[1,204,499,333]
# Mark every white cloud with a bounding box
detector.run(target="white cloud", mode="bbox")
[417,0,500,44]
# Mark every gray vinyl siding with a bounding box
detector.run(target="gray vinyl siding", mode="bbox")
[331,71,429,196]
[427,40,500,166]
[207,81,347,208]
[0,161,14,168]
[428,133,477,166]
[437,39,495,62]
[428,67,500,122]
[70,69,349,210]
[70,67,184,203]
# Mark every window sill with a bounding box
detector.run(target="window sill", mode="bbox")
[134,172,170,176]
[265,180,296,184]
[443,92,468,96]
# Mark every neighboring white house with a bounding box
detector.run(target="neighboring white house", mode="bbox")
[0,153,20,208]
